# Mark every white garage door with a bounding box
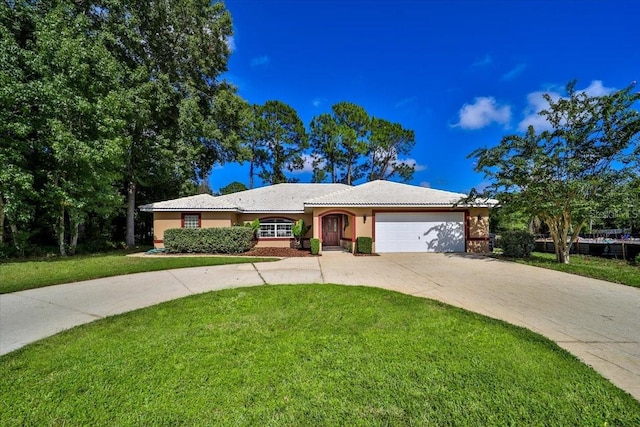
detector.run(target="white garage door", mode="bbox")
[375,212,465,253]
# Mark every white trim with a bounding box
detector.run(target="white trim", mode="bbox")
[259,219,294,239]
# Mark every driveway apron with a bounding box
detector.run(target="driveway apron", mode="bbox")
[1,252,638,401]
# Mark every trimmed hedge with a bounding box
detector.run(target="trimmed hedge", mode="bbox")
[356,236,373,254]
[310,238,320,255]
[164,227,256,254]
[500,230,535,258]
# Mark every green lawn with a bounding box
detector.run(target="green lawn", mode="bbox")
[515,252,640,288]
[0,250,277,294]
[1,285,638,426]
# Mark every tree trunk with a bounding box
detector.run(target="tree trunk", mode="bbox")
[249,160,255,189]
[69,214,80,256]
[126,180,136,247]
[58,206,67,256]
[9,222,19,255]
[548,217,570,264]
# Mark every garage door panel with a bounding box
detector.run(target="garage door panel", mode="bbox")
[375,212,465,253]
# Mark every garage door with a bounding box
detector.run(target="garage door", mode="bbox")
[375,212,465,253]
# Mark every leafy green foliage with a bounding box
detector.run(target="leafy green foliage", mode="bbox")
[0,1,244,252]
[309,113,342,183]
[310,238,320,255]
[164,227,256,254]
[356,236,373,254]
[292,219,311,243]
[242,219,260,235]
[240,101,308,187]
[500,230,535,258]
[2,286,638,424]
[219,181,248,195]
[470,81,640,264]
[367,117,416,182]
[309,102,417,184]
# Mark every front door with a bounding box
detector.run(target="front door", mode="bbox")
[322,215,340,246]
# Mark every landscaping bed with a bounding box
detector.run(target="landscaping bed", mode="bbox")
[243,247,314,257]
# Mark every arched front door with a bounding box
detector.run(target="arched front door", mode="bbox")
[322,215,340,246]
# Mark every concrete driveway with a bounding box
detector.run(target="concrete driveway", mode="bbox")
[1,252,639,401]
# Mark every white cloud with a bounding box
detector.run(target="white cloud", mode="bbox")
[419,181,431,188]
[517,90,561,132]
[290,154,318,174]
[501,63,527,81]
[250,55,270,67]
[312,97,325,108]
[398,158,427,172]
[394,96,417,108]
[453,97,511,130]
[580,80,615,97]
[472,54,492,68]
[517,80,615,132]
[226,36,236,52]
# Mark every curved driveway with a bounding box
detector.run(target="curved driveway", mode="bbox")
[1,252,639,401]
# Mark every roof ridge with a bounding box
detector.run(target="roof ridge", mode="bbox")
[304,183,356,203]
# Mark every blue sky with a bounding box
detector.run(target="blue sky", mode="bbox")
[211,0,639,194]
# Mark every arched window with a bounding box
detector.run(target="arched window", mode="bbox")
[259,218,293,238]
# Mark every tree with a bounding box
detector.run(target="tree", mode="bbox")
[91,0,241,247]
[0,2,39,251]
[332,101,370,185]
[367,118,416,182]
[470,81,640,264]
[36,4,126,255]
[219,181,248,195]
[309,102,370,185]
[253,101,308,185]
[308,113,342,183]
[0,1,244,255]
[241,104,269,189]
[1,2,126,256]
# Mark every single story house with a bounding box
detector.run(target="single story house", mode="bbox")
[139,180,496,254]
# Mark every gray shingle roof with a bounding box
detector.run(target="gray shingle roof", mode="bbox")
[139,180,496,212]
[139,183,350,213]
[214,183,349,213]
[139,194,238,212]
[305,180,472,206]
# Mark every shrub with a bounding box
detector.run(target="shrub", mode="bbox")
[500,230,535,258]
[292,219,311,243]
[164,227,256,254]
[356,236,373,254]
[635,253,640,266]
[242,219,260,235]
[310,238,320,255]
[0,243,17,260]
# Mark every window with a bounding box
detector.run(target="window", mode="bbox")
[183,214,200,229]
[259,218,293,238]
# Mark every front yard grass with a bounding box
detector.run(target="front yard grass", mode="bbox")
[515,252,640,288]
[1,285,638,426]
[0,250,277,294]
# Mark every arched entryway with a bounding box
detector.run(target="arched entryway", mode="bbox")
[319,210,357,251]
[322,215,341,247]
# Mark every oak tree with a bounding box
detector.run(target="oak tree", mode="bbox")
[471,81,640,263]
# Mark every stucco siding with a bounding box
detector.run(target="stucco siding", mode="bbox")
[201,212,233,228]
[152,212,182,248]
[467,208,490,239]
